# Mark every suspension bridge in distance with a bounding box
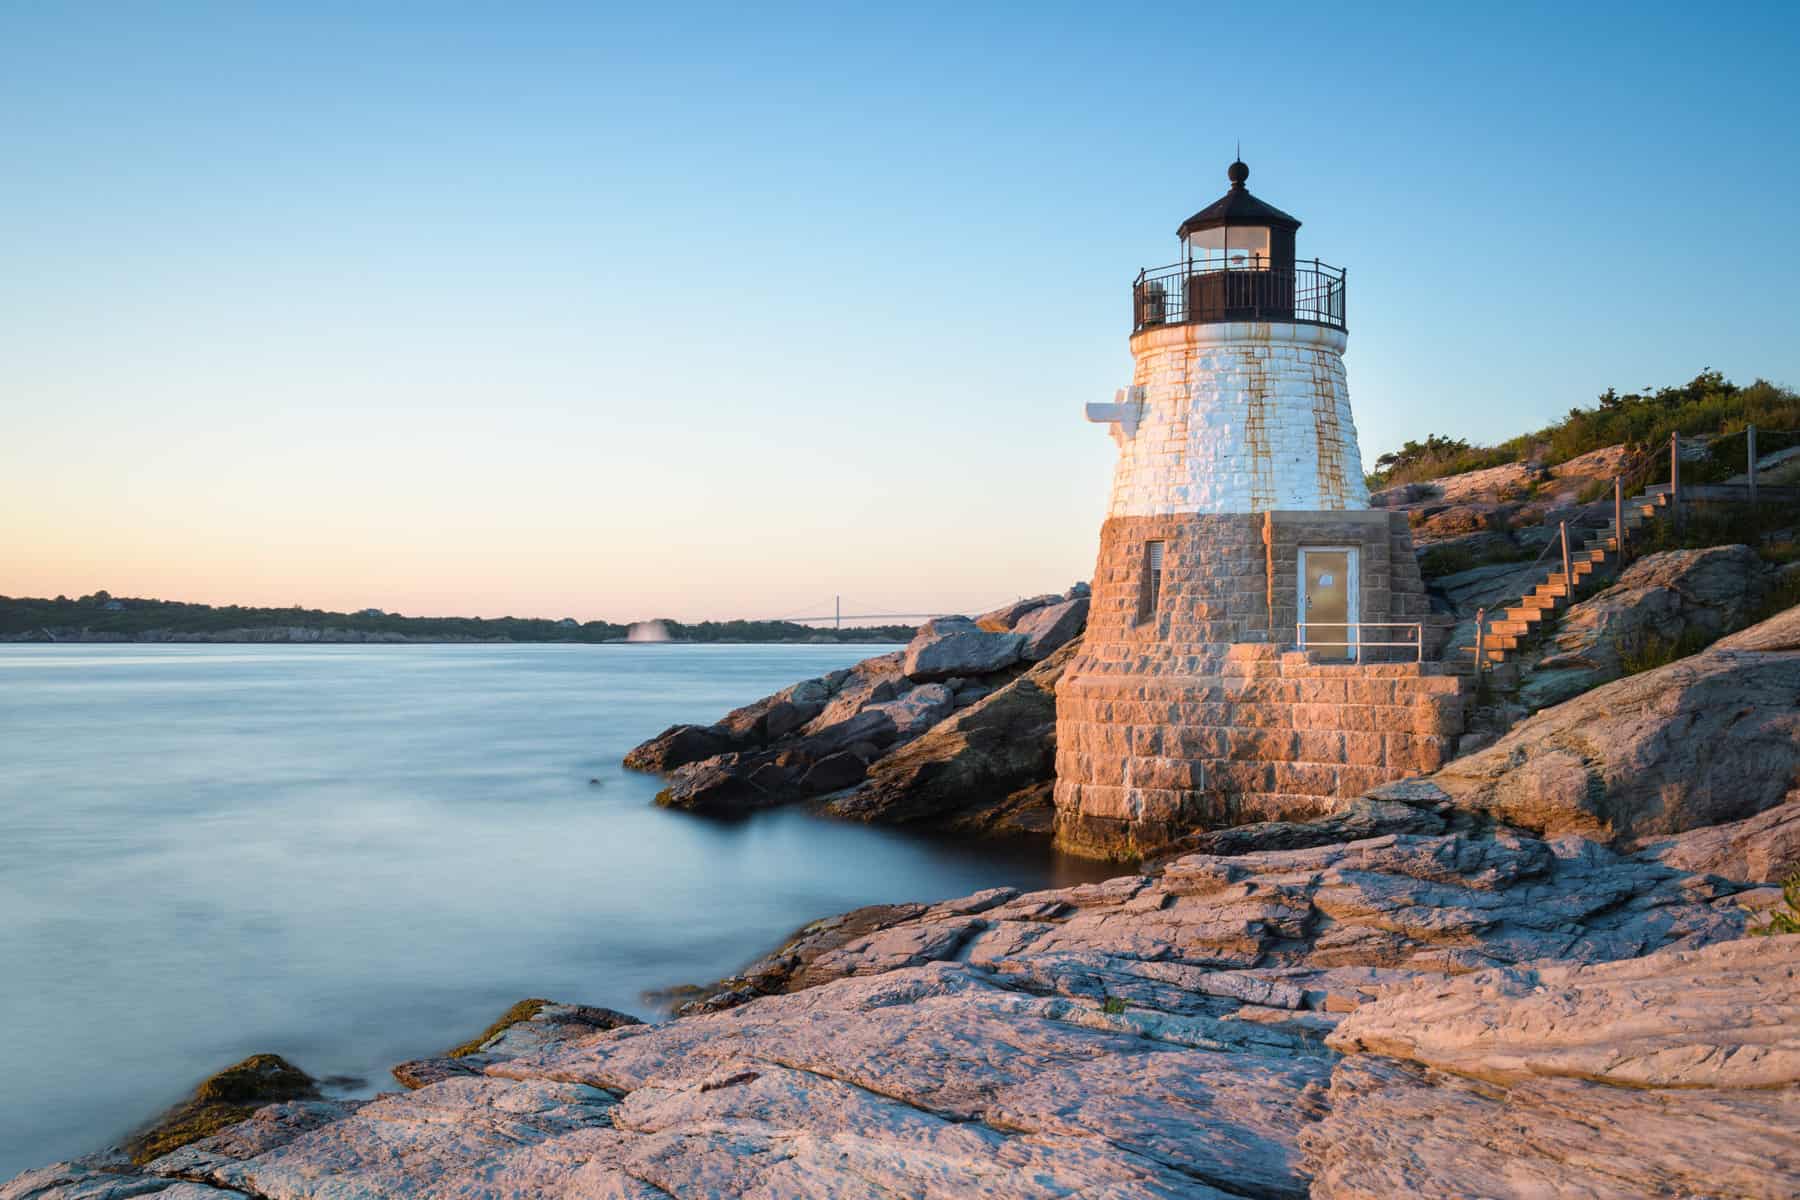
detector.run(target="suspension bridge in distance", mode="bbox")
[764,595,1016,630]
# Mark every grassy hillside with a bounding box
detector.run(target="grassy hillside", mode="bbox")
[1368,372,1800,489]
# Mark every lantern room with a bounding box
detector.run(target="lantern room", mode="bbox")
[1176,159,1299,274]
[1133,159,1344,332]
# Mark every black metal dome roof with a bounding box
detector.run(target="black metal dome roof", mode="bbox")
[1175,160,1301,240]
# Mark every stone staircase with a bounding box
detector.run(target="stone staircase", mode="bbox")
[1454,484,1675,678]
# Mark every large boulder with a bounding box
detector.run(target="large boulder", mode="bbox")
[1369,480,1437,508]
[624,656,907,774]
[1013,596,1088,660]
[1634,793,1800,884]
[860,683,954,738]
[800,706,900,756]
[1307,937,1800,1199]
[1405,604,1800,843]
[1413,503,1504,540]
[974,594,1058,632]
[800,653,907,735]
[900,616,1025,681]
[622,723,736,772]
[823,640,1078,828]
[1426,559,1547,615]
[718,678,830,742]
[654,752,794,814]
[1525,544,1773,707]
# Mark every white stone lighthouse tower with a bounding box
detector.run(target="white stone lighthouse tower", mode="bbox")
[1053,159,1462,860]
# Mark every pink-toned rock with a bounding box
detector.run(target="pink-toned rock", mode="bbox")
[975,594,1059,632]
[1413,604,1800,841]
[12,724,1798,1200]
[1636,794,1800,883]
[1307,936,1800,1199]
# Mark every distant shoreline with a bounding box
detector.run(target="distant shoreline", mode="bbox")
[1,632,909,646]
[0,593,920,647]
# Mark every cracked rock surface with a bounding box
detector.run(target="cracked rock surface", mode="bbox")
[11,607,1800,1198]
[10,814,1791,1200]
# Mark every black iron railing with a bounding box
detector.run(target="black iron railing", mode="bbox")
[1132,260,1346,333]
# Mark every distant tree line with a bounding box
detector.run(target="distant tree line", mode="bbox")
[0,592,914,644]
[1368,372,1800,489]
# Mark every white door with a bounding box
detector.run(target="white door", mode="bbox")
[1299,547,1359,660]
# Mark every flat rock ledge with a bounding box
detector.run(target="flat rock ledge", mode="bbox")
[10,813,1795,1200]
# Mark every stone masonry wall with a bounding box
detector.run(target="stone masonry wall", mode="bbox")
[1084,513,1271,651]
[1103,321,1370,518]
[1080,511,1435,656]
[1052,511,1460,860]
[1054,645,1465,860]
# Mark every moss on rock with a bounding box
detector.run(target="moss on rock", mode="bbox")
[124,1053,319,1165]
[447,998,551,1058]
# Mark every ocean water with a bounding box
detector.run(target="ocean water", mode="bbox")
[0,643,1110,1175]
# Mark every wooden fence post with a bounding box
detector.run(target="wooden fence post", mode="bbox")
[1560,521,1571,593]
[1614,476,1625,565]
[1670,431,1682,531]
[1748,423,1758,506]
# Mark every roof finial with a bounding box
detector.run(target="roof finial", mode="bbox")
[1227,147,1249,187]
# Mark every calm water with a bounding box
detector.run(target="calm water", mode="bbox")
[0,643,1108,1174]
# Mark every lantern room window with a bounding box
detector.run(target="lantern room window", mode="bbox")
[1185,225,1271,271]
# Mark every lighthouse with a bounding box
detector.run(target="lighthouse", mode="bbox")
[1053,159,1464,860]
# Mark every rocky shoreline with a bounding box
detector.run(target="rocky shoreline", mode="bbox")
[9,605,1800,1198]
[626,584,1092,836]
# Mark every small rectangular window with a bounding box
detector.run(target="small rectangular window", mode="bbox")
[1143,540,1165,619]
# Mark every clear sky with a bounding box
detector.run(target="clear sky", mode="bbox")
[3,2,1796,622]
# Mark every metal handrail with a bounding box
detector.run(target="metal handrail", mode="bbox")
[1469,455,1661,674]
[1132,259,1347,333]
[1295,621,1424,664]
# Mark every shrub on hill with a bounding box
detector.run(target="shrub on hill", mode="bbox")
[1368,371,1800,490]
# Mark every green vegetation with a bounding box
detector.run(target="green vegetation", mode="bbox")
[1101,996,1128,1015]
[1368,372,1800,490]
[1418,540,1533,579]
[1749,572,1800,628]
[1636,504,1800,566]
[447,998,551,1058]
[1618,628,1716,676]
[124,1053,319,1165]
[1372,434,1516,489]
[0,592,914,644]
[1749,872,1800,937]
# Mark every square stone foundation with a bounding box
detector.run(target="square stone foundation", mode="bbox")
[1052,509,1465,859]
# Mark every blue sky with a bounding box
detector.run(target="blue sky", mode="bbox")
[2,2,1796,620]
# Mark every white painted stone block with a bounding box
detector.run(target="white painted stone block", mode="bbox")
[1098,322,1369,518]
